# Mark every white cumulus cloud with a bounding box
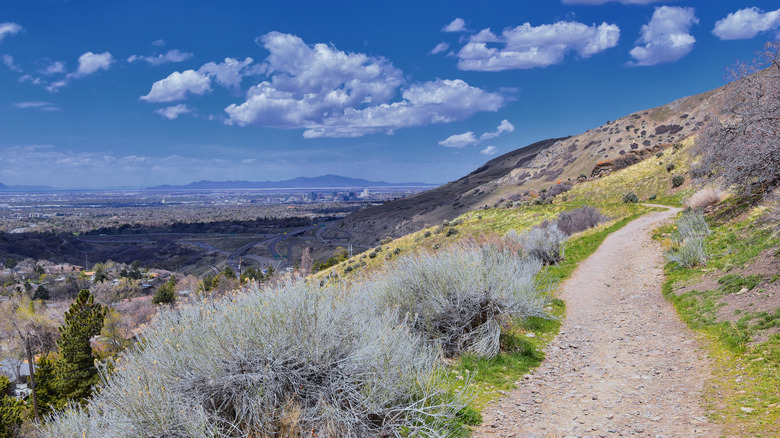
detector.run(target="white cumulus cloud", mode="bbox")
[480,146,498,155]
[43,61,66,75]
[0,22,22,43]
[457,21,620,71]
[430,42,450,55]
[155,104,192,120]
[221,32,502,138]
[73,51,114,76]
[128,49,193,65]
[141,69,212,102]
[199,57,260,89]
[443,18,467,33]
[439,132,478,148]
[712,7,780,40]
[439,119,515,148]
[628,6,698,66]
[480,119,515,140]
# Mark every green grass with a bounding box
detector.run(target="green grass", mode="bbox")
[441,205,653,411]
[316,202,651,282]
[563,137,695,207]
[658,205,780,436]
[450,299,564,409]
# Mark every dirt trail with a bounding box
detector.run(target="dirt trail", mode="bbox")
[472,207,720,438]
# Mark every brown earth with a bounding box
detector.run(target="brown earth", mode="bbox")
[471,207,721,438]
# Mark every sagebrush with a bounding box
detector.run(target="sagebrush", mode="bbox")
[371,243,551,359]
[41,281,470,437]
[666,209,711,268]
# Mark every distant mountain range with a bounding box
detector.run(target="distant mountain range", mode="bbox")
[145,174,437,191]
[0,181,56,192]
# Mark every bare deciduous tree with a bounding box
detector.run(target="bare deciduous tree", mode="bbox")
[300,247,313,276]
[695,41,780,195]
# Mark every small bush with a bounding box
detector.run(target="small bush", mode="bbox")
[508,223,568,265]
[446,228,459,237]
[555,206,608,236]
[666,236,709,267]
[675,209,711,241]
[672,174,685,188]
[623,192,639,203]
[684,187,726,210]
[368,251,377,259]
[655,152,664,158]
[372,243,551,358]
[42,281,470,437]
[666,163,676,172]
[542,182,572,199]
[423,231,432,238]
[666,210,711,268]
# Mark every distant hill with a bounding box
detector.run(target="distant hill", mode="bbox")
[146,174,436,191]
[0,182,57,192]
[340,83,727,245]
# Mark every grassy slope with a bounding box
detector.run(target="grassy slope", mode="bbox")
[310,145,693,415]
[317,137,780,432]
[563,137,696,207]
[656,202,780,436]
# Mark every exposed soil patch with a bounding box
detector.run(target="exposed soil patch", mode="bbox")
[471,208,720,437]
[674,249,780,324]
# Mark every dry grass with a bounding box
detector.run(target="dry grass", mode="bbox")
[563,137,696,206]
[684,187,727,210]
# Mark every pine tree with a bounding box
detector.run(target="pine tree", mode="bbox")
[33,356,63,415]
[54,289,106,404]
[152,275,177,305]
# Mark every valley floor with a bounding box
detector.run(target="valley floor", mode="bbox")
[472,207,720,437]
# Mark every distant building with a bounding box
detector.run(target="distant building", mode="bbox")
[361,188,370,198]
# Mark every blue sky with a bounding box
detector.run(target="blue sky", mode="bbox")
[1,0,779,189]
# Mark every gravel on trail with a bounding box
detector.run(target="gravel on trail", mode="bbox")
[471,207,720,438]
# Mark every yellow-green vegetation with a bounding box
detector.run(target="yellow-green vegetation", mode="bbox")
[564,137,696,206]
[446,207,652,409]
[657,204,780,436]
[317,203,651,282]
[314,201,654,417]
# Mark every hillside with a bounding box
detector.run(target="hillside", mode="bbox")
[340,85,723,245]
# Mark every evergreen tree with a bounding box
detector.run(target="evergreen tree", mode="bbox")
[54,289,106,404]
[152,275,177,305]
[34,356,64,415]
[0,375,24,438]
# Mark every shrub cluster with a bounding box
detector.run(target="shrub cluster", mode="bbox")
[672,174,685,188]
[371,243,551,359]
[540,182,572,200]
[684,187,726,210]
[507,222,567,265]
[623,192,639,203]
[41,281,471,437]
[665,209,711,268]
[555,206,608,236]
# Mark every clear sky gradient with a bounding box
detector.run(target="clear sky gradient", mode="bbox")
[2,0,779,189]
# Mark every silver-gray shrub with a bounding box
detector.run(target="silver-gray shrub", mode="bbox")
[666,209,711,268]
[370,243,551,359]
[40,280,469,438]
[674,209,711,242]
[507,223,568,265]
